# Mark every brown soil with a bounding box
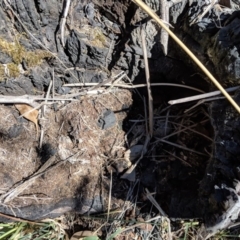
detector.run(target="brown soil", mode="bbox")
[0,89,132,214]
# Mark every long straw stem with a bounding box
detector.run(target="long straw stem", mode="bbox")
[132,0,240,114]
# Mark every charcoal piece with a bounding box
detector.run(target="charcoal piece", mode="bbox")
[97,109,116,130]
[65,30,81,66]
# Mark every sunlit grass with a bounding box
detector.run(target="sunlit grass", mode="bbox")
[0,220,66,240]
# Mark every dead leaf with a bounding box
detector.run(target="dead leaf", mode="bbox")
[15,104,39,134]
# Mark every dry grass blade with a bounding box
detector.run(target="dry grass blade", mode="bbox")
[169,86,240,105]
[141,27,153,137]
[145,188,166,216]
[155,119,210,141]
[131,0,240,114]
[121,98,150,180]
[0,212,43,225]
[52,68,55,99]
[190,0,218,26]
[39,80,53,147]
[0,94,79,105]
[158,139,209,156]
[42,80,52,117]
[163,149,192,167]
[64,82,205,93]
[0,156,65,204]
[184,96,226,113]
[107,170,113,223]
[145,188,173,240]
[60,0,71,46]
[166,120,213,142]
[89,71,124,91]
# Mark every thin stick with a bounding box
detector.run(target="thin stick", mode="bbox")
[164,108,170,136]
[60,0,71,46]
[0,212,44,225]
[131,0,240,114]
[169,86,240,105]
[89,71,125,91]
[64,82,205,93]
[129,115,177,122]
[157,119,209,141]
[42,80,52,117]
[143,96,149,136]
[184,96,226,113]
[121,98,150,179]
[145,188,166,216]
[167,120,213,142]
[190,0,218,25]
[0,96,79,107]
[52,68,55,99]
[107,170,112,223]
[158,138,208,156]
[163,149,192,167]
[141,27,153,137]
[0,156,63,203]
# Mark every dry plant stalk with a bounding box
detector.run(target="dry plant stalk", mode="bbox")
[169,86,240,105]
[131,0,240,114]
[64,82,205,93]
[141,28,153,137]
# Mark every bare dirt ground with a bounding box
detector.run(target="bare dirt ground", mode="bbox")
[1,0,240,239]
[0,89,132,215]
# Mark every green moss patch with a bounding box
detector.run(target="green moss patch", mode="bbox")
[0,37,52,80]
